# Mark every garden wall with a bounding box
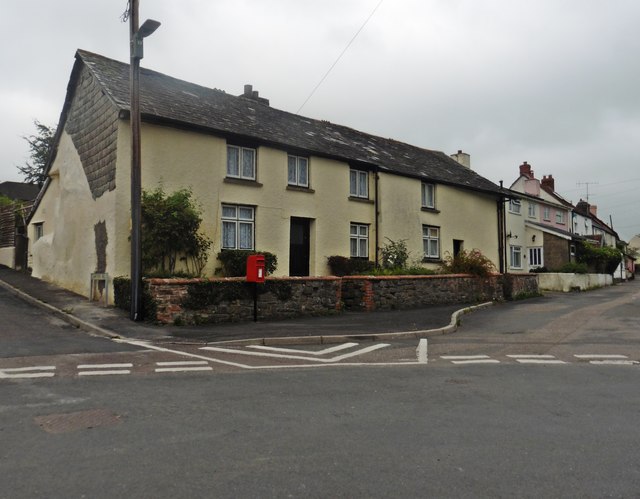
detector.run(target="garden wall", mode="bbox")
[143,273,539,325]
[537,273,612,292]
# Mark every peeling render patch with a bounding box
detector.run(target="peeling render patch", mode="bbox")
[65,66,119,199]
[94,221,107,274]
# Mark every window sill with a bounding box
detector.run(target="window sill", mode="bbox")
[421,207,440,214]
[349,196,374,204]
[509,211,522,215]
[287,185,315,194]
[422,257,442,264]
[224,177,263,187]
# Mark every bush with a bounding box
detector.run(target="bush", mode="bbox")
[216,250,277,277]
[141,187,212,277]
[439,249,496,277]
[558,262,589,274]
[361,266,437,276]
[380,238,409,270]
[327,256,375,276]
[576,242,622,274]
[112,276,157,320]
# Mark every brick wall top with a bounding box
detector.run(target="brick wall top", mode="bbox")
[341,273,499,281]
[145,276,342,285]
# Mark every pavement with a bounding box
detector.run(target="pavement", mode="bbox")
[0,265,489,345]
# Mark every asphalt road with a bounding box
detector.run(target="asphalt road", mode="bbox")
[2,365,639,498]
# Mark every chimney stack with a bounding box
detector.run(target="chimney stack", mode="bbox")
[589,205,598,217]
[519,161,533,179]
[541,174,555,192]
[450,150,471,168]
[239,84,270,105]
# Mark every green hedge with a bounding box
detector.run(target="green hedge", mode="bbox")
[327,256,375,276]
[112,276,157,321]
[216,250,277,277]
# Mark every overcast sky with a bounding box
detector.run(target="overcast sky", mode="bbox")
[1,0,639,240]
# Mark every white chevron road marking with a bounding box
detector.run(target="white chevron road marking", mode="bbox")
[247,342,358,356]
[200,343,390,363]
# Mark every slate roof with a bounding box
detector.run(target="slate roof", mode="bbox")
[76,49,503,196]
[0,181,40,201]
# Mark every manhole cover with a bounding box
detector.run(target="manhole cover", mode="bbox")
[34,409,122,434]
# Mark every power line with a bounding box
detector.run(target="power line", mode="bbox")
[296,0,385,114]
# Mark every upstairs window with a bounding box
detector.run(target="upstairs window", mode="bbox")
[349,169,368,198]
[421,183,435,209]
[227,145,256,180]
[528,203,536,218]
[288,155,309,187]
[221,204,254,250]
[556,211,565,224]
[543,206,551,221]
[509,199,521,214]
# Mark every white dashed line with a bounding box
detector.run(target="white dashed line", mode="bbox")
[513,359,566,365]
[155,361,210,366]
[441,355,491,360]
[507,354,556,359]
[78,370,131,376]
[0,366,56,379]
[588,360,639,365]
[77,363,133,369]
[574,354,629,359]
[450,359,501,365]
[155,366,213,373]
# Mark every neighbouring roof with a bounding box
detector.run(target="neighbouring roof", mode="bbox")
[0,181,40,201]
[525,220,577,241]
[75,49,503,196]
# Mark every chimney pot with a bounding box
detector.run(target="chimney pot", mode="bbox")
[541,174,555,192]
[450,150,471,169]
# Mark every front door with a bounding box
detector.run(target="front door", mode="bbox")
[289,217,310,276]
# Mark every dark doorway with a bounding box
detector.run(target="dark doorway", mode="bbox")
[289,217,310,276]
[15,229,28,271]
[453,239,464,257]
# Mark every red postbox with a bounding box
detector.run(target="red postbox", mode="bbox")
[246,254,266,283]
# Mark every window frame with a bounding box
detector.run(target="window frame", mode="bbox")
[349,169,369,199]
[227,145,257,181]
[556,211,565,224]
[422,225,440,260]
[510,245,522,269]
[543,206,551,221]
[528,202,536,218]
[509,199,522,214]
[350,223,369,258]
[287,155,309,188]
[528,247,543,268]
[33,222,44,241]
[421,182,436,209]
[221,204,255,250]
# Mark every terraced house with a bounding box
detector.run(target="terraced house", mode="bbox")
[28,49,505,300]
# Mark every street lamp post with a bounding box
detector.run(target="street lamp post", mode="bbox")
[129,0,160,321]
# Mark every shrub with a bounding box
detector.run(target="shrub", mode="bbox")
[439,249,496,277]
[216,250,277,277]
[362,266,437,276]
[576,242,622,274]
[112,276,157,320]
[327,256,375,276]
[558,262,589,274]
[380,238,409,270]
[141,187,212,277]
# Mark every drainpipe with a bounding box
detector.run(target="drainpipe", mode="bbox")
[374,168,380,267]
[498,181,506,274]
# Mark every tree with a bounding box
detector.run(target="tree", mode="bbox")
[17,120,56,187]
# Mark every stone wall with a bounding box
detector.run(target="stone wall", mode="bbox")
[147,276,342,325]
[342,274,507,312]
[145,273,540,324]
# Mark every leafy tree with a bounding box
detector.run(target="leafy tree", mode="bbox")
[380,238,410,270]
[0,194,13,207]
[141,187,212,276]
[17,120,56,187]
